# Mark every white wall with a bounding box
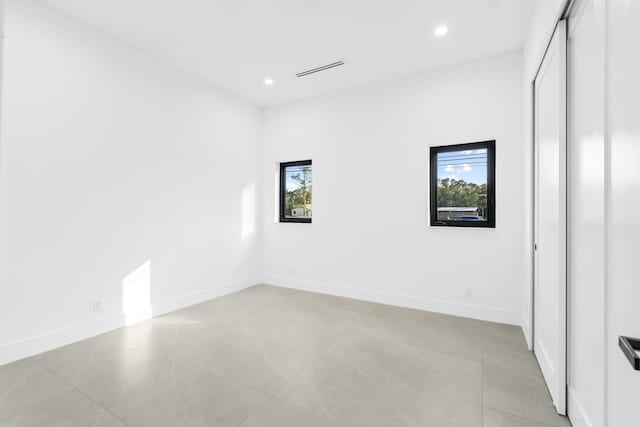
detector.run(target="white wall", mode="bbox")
[0,0,263,364]
[261,52,525,325]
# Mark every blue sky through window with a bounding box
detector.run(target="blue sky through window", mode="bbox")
[436,149,487,185]
[285,165,312,191]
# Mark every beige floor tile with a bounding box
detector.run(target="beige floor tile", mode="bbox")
[325,329,483,404]
[76,351,207,410]
[370,371,483,427]
[36,333,156,387]
[0,390,126,427]
[105,317,231,355]
[2,285,565,427]
[275,358,419,426]
[483,339,542,379]
[483,360,571,427]
[194,330,314,394]
[239,397,336,427]
[0,358,71,421]
[109,370,270,427]
[484,407,571,427]
[483,321,529,350]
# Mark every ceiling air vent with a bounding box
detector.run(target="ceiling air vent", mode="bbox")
[296,60,345,78]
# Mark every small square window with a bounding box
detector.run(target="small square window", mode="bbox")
[430,141,495,228]
[280,160,312,223]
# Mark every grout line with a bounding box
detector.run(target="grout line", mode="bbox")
[0,361,77,423]
[36,360,132,427]
[235,357,318,427]
[0,362,44,420]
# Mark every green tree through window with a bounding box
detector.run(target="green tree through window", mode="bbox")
[437,178,488,218]
[280,161,312,223]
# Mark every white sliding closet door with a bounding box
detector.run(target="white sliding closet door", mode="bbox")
[533,20,567,415]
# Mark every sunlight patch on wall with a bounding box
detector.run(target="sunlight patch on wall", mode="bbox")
[242,183,256,239]
[273,169,279,223]
[121,260,152,325]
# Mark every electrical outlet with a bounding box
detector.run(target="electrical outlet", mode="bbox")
[464,289,473,299]
[93,300,103,313]
[288,267,293,276]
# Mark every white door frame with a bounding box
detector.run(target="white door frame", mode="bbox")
[532,18,569,416]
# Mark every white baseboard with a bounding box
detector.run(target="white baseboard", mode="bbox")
[0,275,521,366]
[0,277,259,367]
[568,387,595,427]
[522,318,533,350]
[0,312,127,368]
[150,276,257,317]
[261,275,520,325]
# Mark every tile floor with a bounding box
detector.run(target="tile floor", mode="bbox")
[0,285,572,427]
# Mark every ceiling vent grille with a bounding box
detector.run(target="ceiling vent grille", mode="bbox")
[296,60,345,78]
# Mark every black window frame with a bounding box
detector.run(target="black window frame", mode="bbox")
[430,140,496,228]
[279,160,313,224]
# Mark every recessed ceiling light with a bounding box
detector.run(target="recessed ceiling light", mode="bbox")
[435,25,448,37]
[264,78,274,86]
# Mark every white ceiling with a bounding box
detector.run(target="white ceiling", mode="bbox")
[40,0,534,106]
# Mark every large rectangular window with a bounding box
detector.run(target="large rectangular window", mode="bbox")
[430,141,495,228]
[280,160,312,223]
